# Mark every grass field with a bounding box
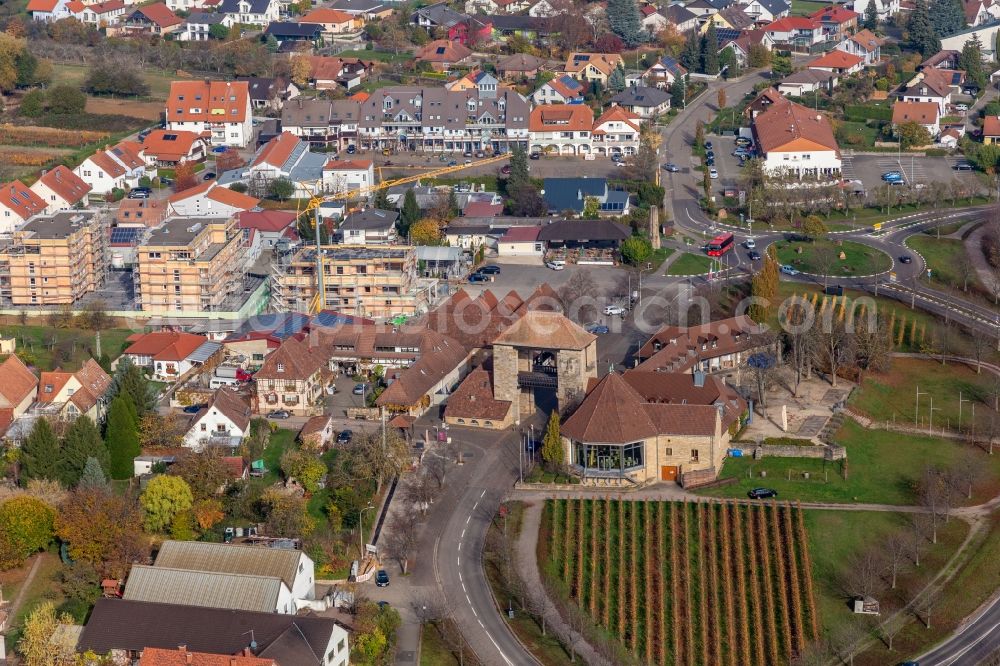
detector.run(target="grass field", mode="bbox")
[804,510,969,665]
[540,499,819,666]
[791,0,834,14]
[0,325,133,371]
[50,63,188,100]
[848,357,998,435]
[85,97,163,122]
[907,235,984,294]
[699,419,1000,505]
[775,240,892,275]
[837,121,880,149]
[262,427,298,482]
[666,252,716,275]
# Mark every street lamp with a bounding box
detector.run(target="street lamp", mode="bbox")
[359,503,376,558]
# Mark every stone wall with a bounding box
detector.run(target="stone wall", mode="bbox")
[728,444,847,460]
[493,343,519,405]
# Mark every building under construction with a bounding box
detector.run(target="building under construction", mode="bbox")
[0,210,111,306]
[133,216,252,314]
[269,244,435,319]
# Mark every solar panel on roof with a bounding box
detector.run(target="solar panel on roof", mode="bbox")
[109,227,142,244]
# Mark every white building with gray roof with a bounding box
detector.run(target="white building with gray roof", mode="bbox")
[123,564,295,614]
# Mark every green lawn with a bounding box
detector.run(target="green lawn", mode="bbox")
[419,622,465,666]
[262,427,298,482]
[49,62,186,100]
[775,239,892,275]
[791,0,831,14]
[1,325,133,371]
[907,235,983,293]
[837,121,880,149]
[5,552,66,652]
[648,246,674,272]
[849,357,998,435]
[699,419,1000,505]
[665,252,715,275]
[804,509,969,665]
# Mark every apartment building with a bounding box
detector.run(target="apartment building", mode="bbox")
[271,245,429,318]
[134,217,249,314]
[0,210,108,306]
[357,84,530,153]
[280,98,361,150]
[165,80,253,148]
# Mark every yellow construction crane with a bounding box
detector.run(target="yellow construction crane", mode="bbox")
[301,153,510,315]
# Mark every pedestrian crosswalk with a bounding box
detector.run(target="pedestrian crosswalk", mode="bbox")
[840,156,857,181]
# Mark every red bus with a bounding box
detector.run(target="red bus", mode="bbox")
[706,232,734,257]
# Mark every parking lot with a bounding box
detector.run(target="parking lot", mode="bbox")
[841,154,980,191]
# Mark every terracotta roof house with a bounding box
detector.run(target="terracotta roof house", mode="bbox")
[0,355,39,425]
[892,100,941,139]
[561,370,746,486]
[29,166,91,214]
[563,52,626,85]
[636,315,765,372]
[744,86,784,118]
[0,180,47,231]
[120,332,220,381]
[253,337,329,415]
[141,130,208,167]
[117,2,182,35]
[165,80,253,148]
[444,367,512,429]
[836,27,883,65]
[806,49,865,75]
[376,332,468,417]
[528,104,595,155]
[415,40,474,71]
[116,198,168,228]
[237,210,297,248]
[138,646,275,666]
[762,16,823,46]
[531,74,586,105]
[299,6,359,34]
[984,115,1000,144]
[298,415,333,450]
[74,141,147,195]
[168,182,261,218]
[899,66,964,115]
[641,54,688,89]
[751,97,841,177]
[37,358,112,422]
[808,4,858,39]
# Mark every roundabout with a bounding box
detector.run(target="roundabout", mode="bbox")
[773,238,894,277]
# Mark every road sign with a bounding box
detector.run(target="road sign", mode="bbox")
[889,272,897,282]
[873,222,882,230]
[927,269,932,278]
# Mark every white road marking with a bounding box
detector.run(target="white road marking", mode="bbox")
[458,541,462,551]
[462,581,467,594]
[461,528,466,538]
[457,556,460,567]
[938,620,1000,665]
[480,489,486,498]
[466,516,471,525]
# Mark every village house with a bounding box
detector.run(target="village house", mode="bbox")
[835,28,883,65]
[217,0,280,26]
[415,40,474,72]
[0,181,47,231]
[116,3,183,35]
[899,67,964,115]
[253,337,329,416]
[0,356,40,427]
[119,331,221,382]
[76,0,126,25]
[763,16,823,46]
[74,142,146,195]
[750,96,841,178]
[165,80,253,148]
[563,52,626,86]
[29,166,91,214]
[892,101,941,139]
[852,0,899,22]
[299,7,360,35]
[741,0,791,22]
[641,55,688,89]
[808,5,858,40]
[531,75,586,105]
[983,115,1000,144]
[610,85,671,119]
[528,104,594,156]
[338,208,399,244]
[36,359,113,423]
[168,182,261,218]
[141,130,208,168]
[806,49,865,75]
[181,387,252,449]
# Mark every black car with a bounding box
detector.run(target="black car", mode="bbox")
[346,145,357,154]
[899,255,913,264]
[784,232,812,243]
[704,141,713,150]
[202,172,216,181]
[182,404,205,414]
[954,161,974,171]
[529,152,541,160]
[336,429,353,445]
[267,410,291,419]
[478,265,501,275]
[469,273,488,283]
[375,570,390,587]
[748,250,761,261]
[748,488,778,499]
[705,157,715,166]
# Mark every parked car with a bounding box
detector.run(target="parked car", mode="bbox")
[468,273,489,283]
[211,146,227,154]
[159,177,173,186]
[955,103,969,112]
[182,404,205,414]
[127,187,151,199]
[706,157,715,167]
[346,145,357,154]
[478,265,501,275]
[705,150,714,159]
[545,260,565,270]
[748,488,778,499]
[463,151,473,158]
[661,163,679,172]
[475,151,485,158]
[352,383,367,395]
[336,429,353,445]
[954,161,974,171]
[267,410,291,419]
[881,171,903,182]
[780,265,799,276]
[735,137,752,147]
[748,250,761,261]
[964,86,979,95]
[202,172,216,181]
[704,141,713,150]
[899,255,913,264]
[585,323,610,334]
[500,165,511,175]
[375,570,390,587]
[709,168,719,179]
[448,160,457,167]
[529,152,541,160]
[603,305,626,316]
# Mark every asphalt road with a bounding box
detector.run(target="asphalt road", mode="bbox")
[918,593,1000,665]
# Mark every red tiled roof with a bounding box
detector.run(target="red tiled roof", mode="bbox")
[324,159,373,171]
[252,132,301,168]
[26,0,59,12]
[500,226,541,242]
[593,105,641,131]
[808,5,858,23]
[444,368,511,421]
[0,355,38,409]
[123,332,207,361]
[807,50,864,70]
[463,201,503,217]
[135,2,182,27]
[529,104,594,132]
[142,129,203,162]
[892,101,939,124]
[167,80,249,124]
[984,115,1000,137]
[139,647,274,666]
[237,210,296,233]
[765,16,819,31]
[752,97,839,154]
[0,180,46,221]
[415,40,472,63]
[37,371,73,403]
[35,165,91,205]
[300,7,355,23]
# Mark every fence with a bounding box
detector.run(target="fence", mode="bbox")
[727,444,847,461]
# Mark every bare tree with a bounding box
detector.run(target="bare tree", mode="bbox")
[382,507,420,574]
[411,590,451,626]
[810,315,853,388]
[828,620,866,666]
[781,298,815,396]
[558,271,602,323]
[424,451,450,489]
[353,429,411,493]
[840,547,886,600]
[918,466,949,542]
[521,583,554,637]
[878,612,907,652]
[882,532,909,590]
[950,448,986,500]
[814,246,839,289]
[971,327,989,374]
[958,259,978,292]
[908,514,929,567]
[402,471,439,515]
[915,586,942,629]
[853,311,893,385]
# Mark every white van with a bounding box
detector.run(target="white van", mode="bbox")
[546,260,566,270]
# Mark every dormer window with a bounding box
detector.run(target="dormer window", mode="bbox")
[277,363,285,372]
